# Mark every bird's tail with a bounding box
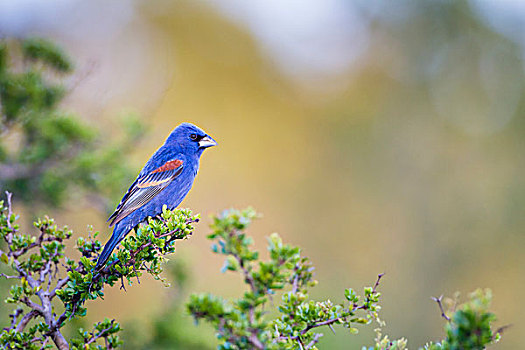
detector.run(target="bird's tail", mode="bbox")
[95,223,131,270]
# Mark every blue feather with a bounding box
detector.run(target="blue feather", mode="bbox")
[95,123,216,270]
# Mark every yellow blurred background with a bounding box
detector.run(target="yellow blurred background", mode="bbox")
[1,0,524,348]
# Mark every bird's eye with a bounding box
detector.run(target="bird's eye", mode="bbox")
[190,133,198,141]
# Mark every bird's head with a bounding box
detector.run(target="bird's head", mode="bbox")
[166,122,217,156]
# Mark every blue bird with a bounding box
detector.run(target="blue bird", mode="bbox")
[95,123,217,270]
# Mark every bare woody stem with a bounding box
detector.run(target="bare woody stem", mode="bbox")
[432,295,451,322]
[230,243,263,349]
[1,191,195,349]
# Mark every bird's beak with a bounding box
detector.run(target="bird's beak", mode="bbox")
[199,135,217,149]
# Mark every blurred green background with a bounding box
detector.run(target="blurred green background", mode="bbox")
[1,0,524,348]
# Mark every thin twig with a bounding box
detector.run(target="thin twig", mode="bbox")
[39,337,49,350]
[0,272,21,279]
[50,277,69,300]
[278,273,386,347]
[372,273,384,294]
[432,295,451,322]
[6,308,23,331]
[120,275,127,291]
[493,324,512,340]
[305,333,323,349]
[84,320,116,346]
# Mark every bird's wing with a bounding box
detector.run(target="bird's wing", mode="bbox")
[107,159,184,226]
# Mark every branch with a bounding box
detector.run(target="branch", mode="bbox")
[5,308,23,331]
[20,297,45,314]
[39,251,54,285]
[1,192,69,350]
[84,320,116,346]
[305,333,323,350]
[278,316,344,343]
[39,337,50,350]
[95,219,198,279]
[230,248,260,330]
[493,324,512,340]
[248,334,264,350]
[12,235,59,259]
[1,192,197,350]
[372,273,384,294]
[16,310,40,332]
[431,295,451,322]
[278,273,385,348]
[50,277,69,300]
[0,272,21,280]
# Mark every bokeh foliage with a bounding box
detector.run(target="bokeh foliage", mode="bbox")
[0,38,142,209]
